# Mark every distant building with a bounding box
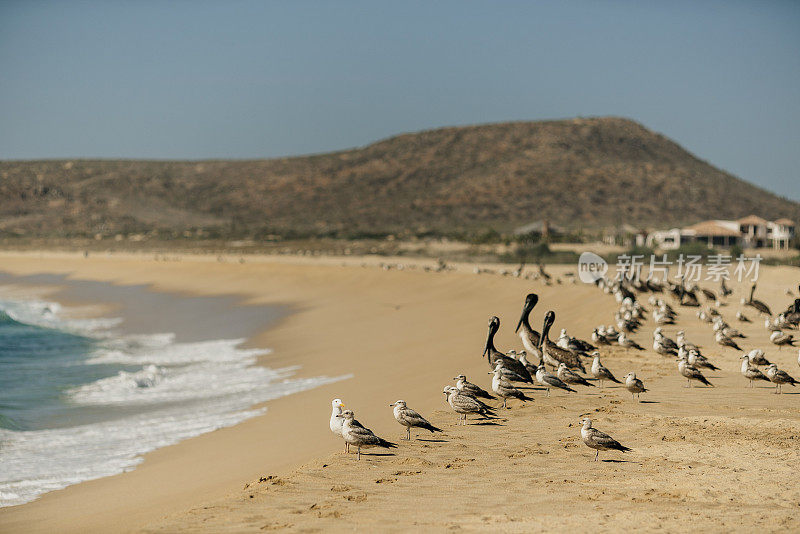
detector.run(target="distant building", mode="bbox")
[646,215,795,251]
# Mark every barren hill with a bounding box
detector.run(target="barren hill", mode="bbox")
[1,117,798,240]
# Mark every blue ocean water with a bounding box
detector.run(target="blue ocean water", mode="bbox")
[0,296,345,507]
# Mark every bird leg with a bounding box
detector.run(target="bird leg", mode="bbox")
[407,427,411,440]
[546,388,550,397]
[357,446,361,460]
[503,398,508,409]
[595,450,599,461]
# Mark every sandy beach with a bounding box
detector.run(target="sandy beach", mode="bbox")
[1,250,799,533]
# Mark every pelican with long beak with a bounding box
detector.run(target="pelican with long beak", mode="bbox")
[482,316,533,382]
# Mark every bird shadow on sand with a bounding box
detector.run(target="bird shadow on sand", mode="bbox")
[417,438,449,443]
[601,459,639,464]
[469,420,505,426]
[638,400,660,404]
[364,452,397,458]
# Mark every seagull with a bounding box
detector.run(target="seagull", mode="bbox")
[390,400,442,440]
[535,365,576,396]
[677,357,714,387]
[770,330,796,349]
[618,332,644,350]
[330,398,350,452]
[578,417,631,461]
[746,348,771,367]
[557,362,595,388]
[687,348,720,371]
[443,386,496,424]
[765,364,799,394]
[715,331,742,351]
[490,365,535,408]
[590,354,621,387]
[623,372,647,401]
[736,310,751,323]
[337,410,397,460]
[453,374,495,400]
[739,355,770,387]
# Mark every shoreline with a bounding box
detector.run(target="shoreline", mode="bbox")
[0,250,799,532]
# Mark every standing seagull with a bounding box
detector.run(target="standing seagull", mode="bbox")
[765,364,799,394]
[443,386,496,424]
[557,362,595,388]
[490,365,534,408]
[623,372,647,401]
[579,418,631,461]
[453,374,495,400]
[715,331,742,351]
[591,354,621,387]
[739,355,770,387]
[770,330,796,349]
[535,365,576,396]
[337,410,397,460]
[330,398,350,452]
[390,400,442,440]
[677,357,714,387]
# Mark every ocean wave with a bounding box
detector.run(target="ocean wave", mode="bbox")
[0,295,350,507]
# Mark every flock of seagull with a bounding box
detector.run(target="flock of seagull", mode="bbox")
[328,278,800,461]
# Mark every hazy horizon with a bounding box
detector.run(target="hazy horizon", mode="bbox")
[1,1,798,200]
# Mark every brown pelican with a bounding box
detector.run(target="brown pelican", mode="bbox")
[742,284,772,315]
[539,311,586,372]
[483,316,533,382]
[515,293,542,361]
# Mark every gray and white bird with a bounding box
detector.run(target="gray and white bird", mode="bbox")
[715,331,742,351]
[490,365,534,408]
[746,348,771,367]
[618,332,644,351]
[677,357,714,387]
[453,374,495,400]
[535,365,576,396]
[443,386,496,424]
[736,310,751,323]
[390,400,442,440]
[687,348,720,371]
[765,364,799,394]
[770,330,796,349]
[557,362,595,388]
[590,354,621,387]
[739,355,770,387]
[623,372,647,401]
[579,417,631,461]
[330,398,349,452]
[337,410,397,460]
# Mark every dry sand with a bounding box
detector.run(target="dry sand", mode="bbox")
[0,250,799,533]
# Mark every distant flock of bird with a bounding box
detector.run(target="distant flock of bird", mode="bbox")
[329,275,800,461]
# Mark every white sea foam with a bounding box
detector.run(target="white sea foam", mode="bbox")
[0,296,349,507]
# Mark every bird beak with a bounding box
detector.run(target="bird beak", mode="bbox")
[339,403,345,408]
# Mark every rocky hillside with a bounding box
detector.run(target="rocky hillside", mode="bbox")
[1,117,798,239]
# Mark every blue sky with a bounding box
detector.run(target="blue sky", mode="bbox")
[1,1,798,199]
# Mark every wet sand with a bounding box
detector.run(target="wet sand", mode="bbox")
[0,250,798,532]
